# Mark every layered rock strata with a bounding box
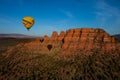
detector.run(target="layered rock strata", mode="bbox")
[40,28,119,51]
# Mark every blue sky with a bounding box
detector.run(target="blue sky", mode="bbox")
[0,0,120,36]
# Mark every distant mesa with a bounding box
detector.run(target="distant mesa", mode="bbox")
[0,34,36,38]
[113,34,120,41]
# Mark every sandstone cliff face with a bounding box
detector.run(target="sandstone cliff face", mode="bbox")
[58,31,65,41]
[43,35,49,42]
[41,28,119,52]
[51,31,58,41]
[35,37,41,43]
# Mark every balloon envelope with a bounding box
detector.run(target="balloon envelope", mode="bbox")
[47,44,52,51]
[22,16,34,30]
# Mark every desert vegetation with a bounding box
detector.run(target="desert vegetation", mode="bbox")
[0,42,120,80]
[0,28,120,80]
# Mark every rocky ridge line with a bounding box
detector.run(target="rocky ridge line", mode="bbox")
[39,28,120,51]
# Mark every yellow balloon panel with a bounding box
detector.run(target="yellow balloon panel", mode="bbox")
[22,16,34,30]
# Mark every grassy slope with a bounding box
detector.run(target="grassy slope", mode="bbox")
[0,41,120,80]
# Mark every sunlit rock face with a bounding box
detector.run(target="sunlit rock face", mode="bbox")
[61,28,118,51]
[51,31,58,41]
[43,35,50,42]
[58,31,65,41]
[41,28,119,52]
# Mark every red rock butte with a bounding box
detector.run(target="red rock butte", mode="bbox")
[36,28,120,52]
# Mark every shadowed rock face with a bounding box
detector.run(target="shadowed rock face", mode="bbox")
[41,28,119,52]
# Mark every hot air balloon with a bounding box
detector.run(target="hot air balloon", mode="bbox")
[22,16,34,31]
[47,44,52,51]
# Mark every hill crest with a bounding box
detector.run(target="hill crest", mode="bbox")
[39,28,120,52]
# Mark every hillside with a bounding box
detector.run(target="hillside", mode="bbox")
[0,28,120,80]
